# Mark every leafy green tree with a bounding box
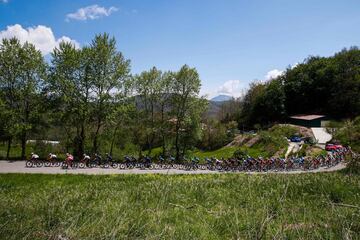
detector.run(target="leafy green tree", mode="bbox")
[329,47,360,117]
[105,101,134,156]
[0,38,21,158]
[88,33,130,153]
[0,38,46,159]
[158,71,174,155]
[50,42,92,158]
[170,65,205,160]
[133,67,163,154]
[239,81,266,127]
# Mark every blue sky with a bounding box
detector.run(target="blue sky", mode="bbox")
[1,0,360,98]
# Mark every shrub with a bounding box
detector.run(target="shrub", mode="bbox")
[332,116,360,152]
[343,155,360,175]
[269,124,299,138]
[233,149,248,159]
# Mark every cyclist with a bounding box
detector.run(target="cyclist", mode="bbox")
[31,152,39,160]
[93,153,102,165]
[192,157,199,164]
[205,157,212,165]
[191,157,199,169]
[45,153,58,166]
[48,153,57,160]
[169,155,176,163]
[144,156,152,168]
[105,153,113,162]
[65,153,74,167]
[124,155,131,163]
[82,153,90,165]
[215,158,222,166]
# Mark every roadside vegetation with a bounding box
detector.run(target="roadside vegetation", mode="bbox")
[328,117,360,152]
[0,124,306,160]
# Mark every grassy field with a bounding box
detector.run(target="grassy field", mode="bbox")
[0,172,360,239]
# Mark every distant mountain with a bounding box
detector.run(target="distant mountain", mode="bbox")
[133,93,229,119]
[211,95,233,102]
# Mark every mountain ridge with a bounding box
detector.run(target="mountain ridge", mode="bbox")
[211,95,233,102]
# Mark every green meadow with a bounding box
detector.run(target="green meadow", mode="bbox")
[0,172,359,239]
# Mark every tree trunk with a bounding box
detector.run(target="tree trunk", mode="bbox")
[160,106,166,156]
[78,124,85,159]
[21,132,26,160]
[6,137,12,160]
[93,120,101,153]
[110,126,118,156]
[162,135,166,156]
[175,125,180,161]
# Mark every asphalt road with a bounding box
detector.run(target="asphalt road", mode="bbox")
[0,160,346,175]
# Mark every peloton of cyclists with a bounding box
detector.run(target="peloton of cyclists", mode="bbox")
[25,145,354,171]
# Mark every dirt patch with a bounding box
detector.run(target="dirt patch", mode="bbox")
[226,134,247,147]
[226,134,261,147]
[245,135,261,147]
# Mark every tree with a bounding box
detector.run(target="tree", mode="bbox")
[170,65,205,160]
[0,38,46,159]
[157,71,173,155]
[239,81,266,127]
[50,42,92,158]
[0,38,22,158]
[89,33,130,153]
[133,67,163,153]
[329,47,360,117]
[105,100,134,156]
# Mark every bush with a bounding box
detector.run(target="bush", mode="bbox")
[296,144,309,157]
[233,149,248,159]
[342,155,360,175]
[332,117,360,152]
[255,131,287,157]
[269,124,299,138]
[199,120,231,150]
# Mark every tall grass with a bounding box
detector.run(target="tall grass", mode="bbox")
[0,173,359,239]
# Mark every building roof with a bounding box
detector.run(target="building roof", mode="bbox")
[289,114,326,121]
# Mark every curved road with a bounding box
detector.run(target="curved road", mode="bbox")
[0,160,346,175]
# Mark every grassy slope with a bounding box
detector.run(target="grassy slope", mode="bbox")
[192,146,268,159]
[0,173,359,239]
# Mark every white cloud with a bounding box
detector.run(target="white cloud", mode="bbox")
[201,80,246,99]
[218,80,244,96]
[66,5,118,21]
[0,24,79,55]
[265,69,284,81]
[290,62,299,69]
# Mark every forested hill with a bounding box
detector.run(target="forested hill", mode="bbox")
[239,47,360,127]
